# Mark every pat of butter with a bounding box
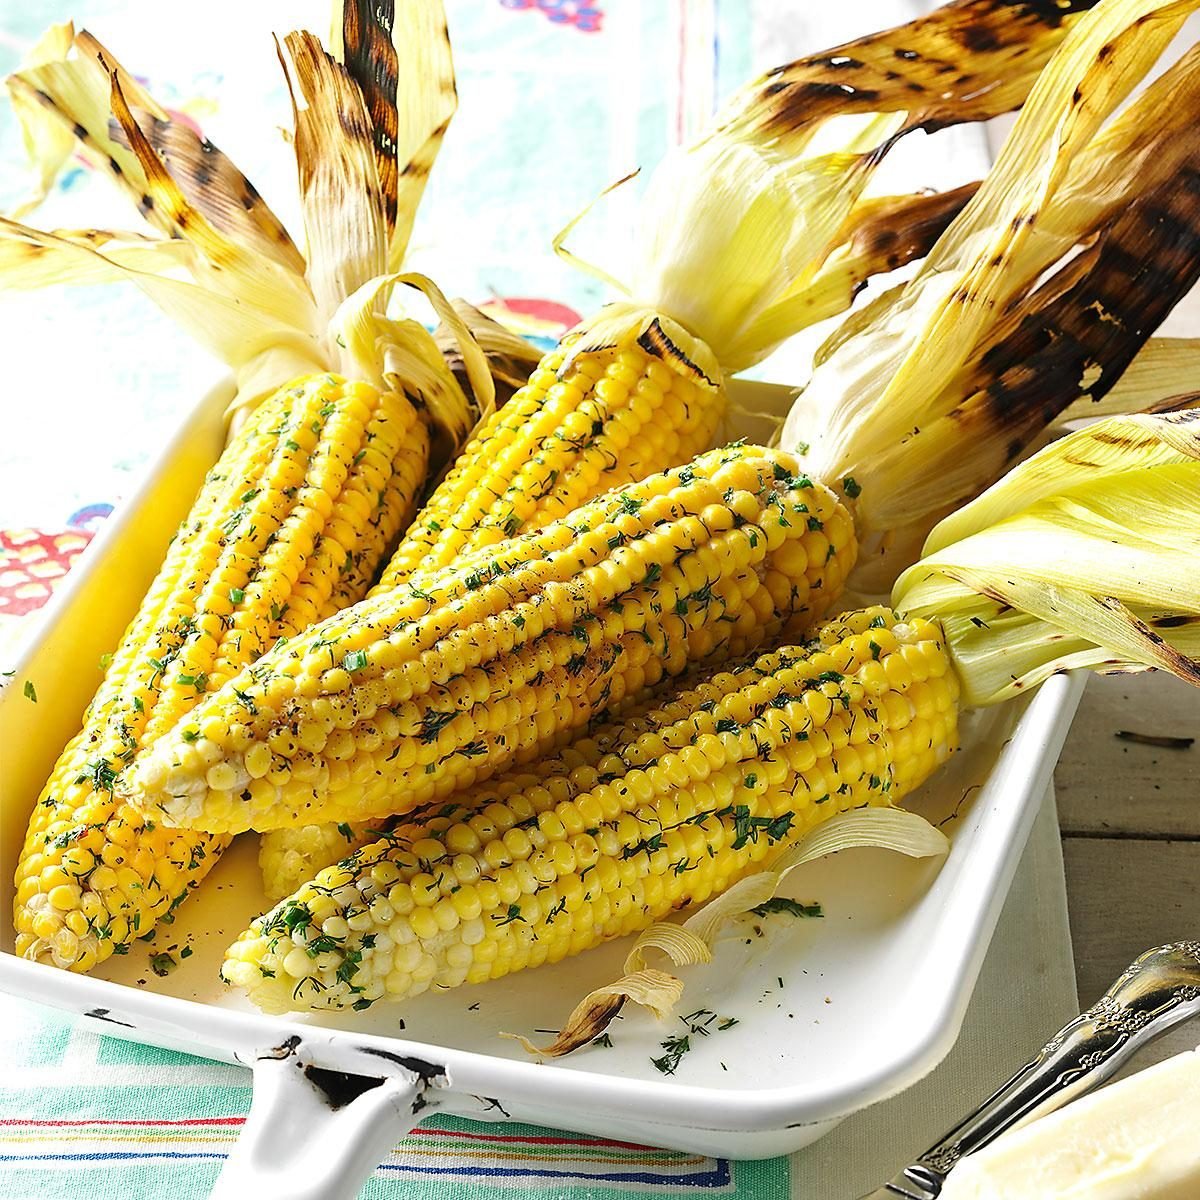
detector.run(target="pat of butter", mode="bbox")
[940,1045,1200,1200]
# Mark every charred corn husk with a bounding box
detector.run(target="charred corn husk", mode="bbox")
[128,444,856,835]
[223,409,1200,1015]
[1,12,480,445]
[222,608,955,1012]
[13,375,425,970]
[784,0,1200,591]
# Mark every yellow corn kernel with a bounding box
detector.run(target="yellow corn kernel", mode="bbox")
[14,375,427,973]
[132,445,858,835]
[220,607,958,1014]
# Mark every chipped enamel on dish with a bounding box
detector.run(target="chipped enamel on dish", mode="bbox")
[0,380,1085,1197]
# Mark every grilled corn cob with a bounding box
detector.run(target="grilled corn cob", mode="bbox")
[222,607,956,1012]
[222,409,1200,1014]
[14,375,425,970]
[375,333,724,590]
[256,643,715,901]
[5,7,487,955]
[128,444,856,835]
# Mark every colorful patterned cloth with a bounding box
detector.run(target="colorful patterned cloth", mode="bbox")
[0,995,786,1196]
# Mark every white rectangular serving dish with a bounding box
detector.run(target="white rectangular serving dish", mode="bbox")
[0,380,1084,1183]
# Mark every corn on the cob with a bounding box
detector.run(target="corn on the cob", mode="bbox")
[223,408,1200,1016]
[375,333,724,591]
[128,444,856,835]
[256,650,694,900]
[14,375,425,971]
[221,608,956,1012]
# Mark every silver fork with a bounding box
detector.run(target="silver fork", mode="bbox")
[859,940,1200,1200]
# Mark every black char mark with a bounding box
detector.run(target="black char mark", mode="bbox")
[304,1064,386,1110]
[968,160,1200,457]
[84,1007,134,1028]
[341,0,400,235]
[746,0,1102,139]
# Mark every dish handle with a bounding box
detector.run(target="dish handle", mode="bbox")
[209,1037,443,1200]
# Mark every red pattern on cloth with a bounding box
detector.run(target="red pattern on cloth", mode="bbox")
[0,528,94,617]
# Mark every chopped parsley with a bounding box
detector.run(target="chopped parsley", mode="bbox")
[750,898,823,919]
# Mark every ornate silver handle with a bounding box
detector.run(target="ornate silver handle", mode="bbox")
[861,940,1200,1200]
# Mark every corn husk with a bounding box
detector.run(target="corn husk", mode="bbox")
[328,0,456,270]
[519,809,948,1057]
[434,300,543,415]
[784,0,1200,593]
[558,0,1098,380]
[1,11,479,441]
[896,412,1200,707]
[1058,339,1200,424]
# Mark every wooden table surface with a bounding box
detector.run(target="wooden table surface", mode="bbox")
[1055,671,1200,1066]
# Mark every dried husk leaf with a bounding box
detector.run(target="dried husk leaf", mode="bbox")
[5,21,78,218]
[0,216,324,400]
[896,412,1200,706]
[561,0,1095,377]
[106,67,317,333]
[2,26,325,429]
[4,19,480,446]
[502,971,684,1058]
[1058,339,1200,424]
[721,0,1102,148]
[330,0,457,269]
[0,223,194,285]
[784,0,1200,592]
[527,809,948,1056]
[724,182,980,364]
[7,30,309,289]
[278,30,386,332]
[6,32,163,218]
